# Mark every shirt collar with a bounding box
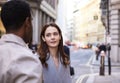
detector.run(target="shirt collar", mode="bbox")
[0,34,28,48]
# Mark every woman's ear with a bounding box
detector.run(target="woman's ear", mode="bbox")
[42,36,45,42]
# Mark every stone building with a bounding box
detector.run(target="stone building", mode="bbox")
[73,0,105,44]
[101,0,120,62]
[109,0,120,62]
[0,0,58,44]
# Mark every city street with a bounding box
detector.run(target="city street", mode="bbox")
[0,0,120,83]
[70,47,95,83]
[70,47,120,83]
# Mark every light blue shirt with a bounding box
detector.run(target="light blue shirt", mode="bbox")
[43,55,71,83]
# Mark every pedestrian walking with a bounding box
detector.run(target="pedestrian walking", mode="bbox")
[99,43,107,54]
[95,43,100,60]
[38,23,72,83]
[0,1,42,83]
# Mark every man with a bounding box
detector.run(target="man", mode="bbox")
[0,1,42,83]
[63,45,70,59]
[63,45,75,76]
[99,43,107,54]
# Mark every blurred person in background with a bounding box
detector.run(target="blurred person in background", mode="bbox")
[38,23,71,83]
[99,43,107,54]
[63,45,75,76]
[0,0,42,83]
[95,43,100,60]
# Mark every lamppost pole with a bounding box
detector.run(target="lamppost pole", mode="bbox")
[107,0,109,35]
[107,0,111,75]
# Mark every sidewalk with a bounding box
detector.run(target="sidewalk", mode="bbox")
[76,54,120,83]
[92,54,120,67]
[76,73,120,83]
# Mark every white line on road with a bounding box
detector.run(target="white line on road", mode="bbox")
[76,74,89,83]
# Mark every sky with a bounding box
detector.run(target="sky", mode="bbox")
[66,0,90,19]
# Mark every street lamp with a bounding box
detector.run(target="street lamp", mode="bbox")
[107,0,110,35]
[100,0,111,75]
[106,0,111,76]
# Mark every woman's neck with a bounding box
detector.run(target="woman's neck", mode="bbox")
[49,47,58,58]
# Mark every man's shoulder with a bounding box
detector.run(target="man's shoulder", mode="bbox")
[64,45,69,49]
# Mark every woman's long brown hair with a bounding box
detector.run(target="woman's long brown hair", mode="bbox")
[37,23,70,68]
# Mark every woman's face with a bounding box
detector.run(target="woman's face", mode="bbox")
[42,26,61,48]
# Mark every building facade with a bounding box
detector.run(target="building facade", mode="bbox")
[101,0,120,62]
[73,0,105,44]
[27,0,58,44]
[109,0,120,62]
[0,0,58,44]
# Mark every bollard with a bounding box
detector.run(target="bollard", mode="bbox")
[99,50,105,76]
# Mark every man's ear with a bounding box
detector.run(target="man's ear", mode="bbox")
[42,36,45,42]
[25,17,31,28]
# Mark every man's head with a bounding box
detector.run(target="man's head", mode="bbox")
[1,0,33,43]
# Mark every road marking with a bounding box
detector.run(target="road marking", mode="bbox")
[76,74,89,83]
[76,73,98,83]
[86,54,94,66]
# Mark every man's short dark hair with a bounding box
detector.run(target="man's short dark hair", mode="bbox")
[1,0,31,32]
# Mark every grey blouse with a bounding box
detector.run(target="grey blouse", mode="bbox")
[42,55,71,83]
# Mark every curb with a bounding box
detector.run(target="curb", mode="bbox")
[91,54,120,67]
[76,73,97,83]
[76,74,89,83]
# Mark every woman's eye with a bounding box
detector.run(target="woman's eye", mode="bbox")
[54,32,59,36]
[45,32,59,37]
[46,33,51,37]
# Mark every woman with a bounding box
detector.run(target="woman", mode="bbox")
[38,23,71,83]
